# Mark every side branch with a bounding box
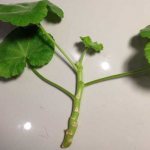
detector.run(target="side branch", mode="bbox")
[85,66,150,87]
[31,68,74,99]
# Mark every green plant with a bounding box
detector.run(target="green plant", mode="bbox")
[0,0,150,148]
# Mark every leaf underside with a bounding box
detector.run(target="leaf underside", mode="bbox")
[80,36,103,53]
[0,26,54,78]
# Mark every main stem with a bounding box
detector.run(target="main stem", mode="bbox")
[61,62,84,148]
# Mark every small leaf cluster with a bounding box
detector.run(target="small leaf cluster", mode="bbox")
[80,36,103,53]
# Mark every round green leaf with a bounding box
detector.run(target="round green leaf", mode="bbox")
[0,1,48,26]
[0,26,54,78]
[144,42,150,64]
[140,25,150,39]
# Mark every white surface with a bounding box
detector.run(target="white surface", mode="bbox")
[0,0,150,150]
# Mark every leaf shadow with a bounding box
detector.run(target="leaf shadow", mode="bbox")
[124,34,150,89]
[74,41,96,56]
[0,21,15,40]
[45,11,62,24]
[0,75,22,83]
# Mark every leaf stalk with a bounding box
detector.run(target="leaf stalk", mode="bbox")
[31,68,74,99]
[85,66,150,87]
[38,24,77,72]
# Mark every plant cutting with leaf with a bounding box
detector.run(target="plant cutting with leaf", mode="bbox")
[0,0,150,148]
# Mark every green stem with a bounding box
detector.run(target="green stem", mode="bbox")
[85,66,150,87]
[61,62,84,148]
[38,24,77,72]
[54,41,77,71]
[79,49,87,64]
[31,68,74,99]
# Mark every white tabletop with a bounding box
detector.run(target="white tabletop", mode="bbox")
[0,0,150,150]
